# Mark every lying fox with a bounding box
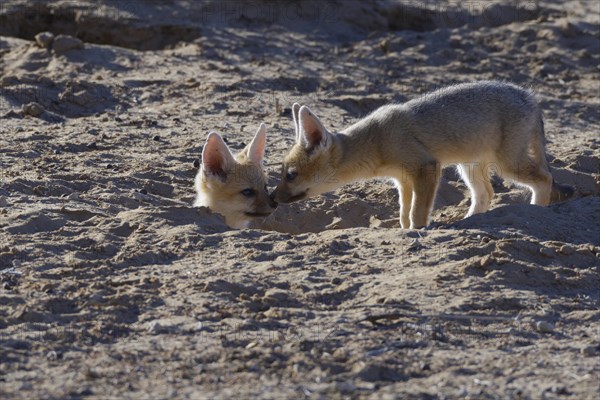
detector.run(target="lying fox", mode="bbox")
[195,123,277,229]
[273,81,571,229]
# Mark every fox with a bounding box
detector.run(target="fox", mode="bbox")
[273,81,572,229]
[194,123,277,229]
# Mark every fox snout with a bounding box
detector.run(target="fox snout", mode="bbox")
[271,186,306,204]
[268,192,279,209]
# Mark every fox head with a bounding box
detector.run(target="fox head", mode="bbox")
[194,123,277,229]
[273,104,343,204]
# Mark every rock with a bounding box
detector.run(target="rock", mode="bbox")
[147,321,164,334]
[580,345,598,357]
[539,247,556,258]
[559,245,575,255]
[35,31,55,49]
[0,196,8,207]
[559,20,579,38]
[67,192,80,201]
[335,381,356,393]
[263,288,291,304]
[52,35,84,54]
[533,321,554,333]
[22,102,44,117]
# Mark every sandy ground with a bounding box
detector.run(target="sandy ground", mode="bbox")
[1,1,599,399]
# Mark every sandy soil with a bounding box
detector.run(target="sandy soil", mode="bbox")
[1,1,599,399]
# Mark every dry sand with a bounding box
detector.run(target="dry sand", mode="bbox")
[1,1,599,399]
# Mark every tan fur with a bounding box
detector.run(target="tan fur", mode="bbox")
[194,124,276,229]
[274,81,563,229]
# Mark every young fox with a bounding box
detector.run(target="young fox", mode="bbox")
[195,123,277,229]
[273,81,569,229]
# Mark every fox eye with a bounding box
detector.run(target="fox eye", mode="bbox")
[241,188,255,197]
[286,171,298,182]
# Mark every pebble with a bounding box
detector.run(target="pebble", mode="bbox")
[533,321,554,333]
[539,247,556,258]
[0,196,8,207]
[580,345,598,357]
[52,34,84,54]
[22,102,44,117]
[86,141,98,150]
[480,254,494,267]
[147,321,164,334]
[35,31,55,48]
[335,381,356,394]
[559,245,575,255]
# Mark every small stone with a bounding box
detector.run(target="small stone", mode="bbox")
[559,245,575,255]
[332,347,348,361]
[67,192,80,201]
[533,321,554,333]
[22,102,44,117]
[580,345,597,357]
[379,38,390,53]
[335,381,356,393]
[152,135,161,141]
[147,321,163,334]
[52,34,84,54]
[139,189,148,195]
[263,308,280,318]
[559,20,579,38]
[35,31,54,49]
[86,141,98,150]
[0,196,8,207]
[539,247,555,258]
[480,254,494,267]
[46,350,58,360]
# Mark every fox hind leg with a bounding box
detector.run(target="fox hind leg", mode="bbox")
[512,161,552,206]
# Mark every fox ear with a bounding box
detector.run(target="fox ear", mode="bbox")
[202,132,235,180]
[298,105,330,150]
[292,103,301,141]
[246,123,266,165]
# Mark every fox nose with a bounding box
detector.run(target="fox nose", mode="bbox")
[269,192,278,209]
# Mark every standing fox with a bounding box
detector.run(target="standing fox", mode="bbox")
[195,123,277,229]
[273,81,570,229]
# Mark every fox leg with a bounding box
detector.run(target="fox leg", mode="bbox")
[394,178,413,229]
[458,163,494,217]
[410,162,440,229]
[503,160,552,206]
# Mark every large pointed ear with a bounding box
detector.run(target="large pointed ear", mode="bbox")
[292,103,301,141]
[246,123,267,165]
[298,105,330,150]
[202,132,236,180]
